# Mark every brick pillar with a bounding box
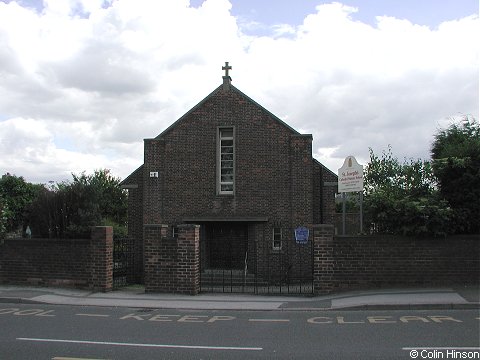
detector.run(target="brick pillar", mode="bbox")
[143,139,165,224]
[177,224,200,295]
[144,224,169,293]
[90,226,113,292]
[312,224,335,295]
[289,134,313,226]
[144,224,200,295]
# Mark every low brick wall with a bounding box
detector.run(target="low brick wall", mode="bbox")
[332,234,479,290]
[313,224,480,294]
[0,226,113,292]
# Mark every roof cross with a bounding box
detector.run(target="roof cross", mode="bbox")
[222,62,232,77]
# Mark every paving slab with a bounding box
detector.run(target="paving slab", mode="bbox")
[25,294,285,310]
[331,292,468,309]
[0,285,478,311]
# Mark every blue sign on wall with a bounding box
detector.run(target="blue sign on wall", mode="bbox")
[295,226,309,244]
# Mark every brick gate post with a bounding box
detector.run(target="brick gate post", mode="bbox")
[143,224,169,293]
[177,224,200,295]
[90,226,113,292]
[312,224,335,295]
[143,224,200,295]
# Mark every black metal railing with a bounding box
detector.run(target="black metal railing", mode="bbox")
[200,233,314,295]
[113,236,135,289]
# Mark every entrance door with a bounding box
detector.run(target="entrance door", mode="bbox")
[206,223,247,269]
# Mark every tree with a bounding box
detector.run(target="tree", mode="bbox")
[0,173,43,234]
[71,169,127,226]
[431,116,480,234]
[28,169,127,238]
[364,146,452,236]
[0,193,7,238]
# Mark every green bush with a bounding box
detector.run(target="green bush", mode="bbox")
[364,147,452,237]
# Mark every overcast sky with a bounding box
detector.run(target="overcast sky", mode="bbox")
[0,0,478,184]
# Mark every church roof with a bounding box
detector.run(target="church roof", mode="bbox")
[313,158,338,179]
[154,81,301,140]
[121,63,330,186]
[120,164,142,187]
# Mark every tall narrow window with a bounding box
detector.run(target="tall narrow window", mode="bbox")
[218,127,234,194]
[273,228,282,250]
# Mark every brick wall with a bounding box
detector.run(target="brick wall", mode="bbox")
[123,167,144,283]
[313,163,337,226]
[290,134,313,227]
[133,84,335,256]
[122,82,338,284]
[0,226,113,292]
[320,166,337,226]
[144,224,200,294]
[313,225,480,294]
[143,139,165,225]
[313,224,335,294]
[147,86,309,226]
[90,226,113,291]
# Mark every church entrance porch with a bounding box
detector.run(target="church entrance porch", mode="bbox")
[199,221,257,293]
[198,221,314,295]
[205,222,247,270]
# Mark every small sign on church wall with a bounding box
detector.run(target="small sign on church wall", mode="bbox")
[338,156,363,193]
[295,226,309,244]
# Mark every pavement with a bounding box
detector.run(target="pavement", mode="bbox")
[0,285,478,311]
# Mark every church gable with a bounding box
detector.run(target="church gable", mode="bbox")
[121,64,337,292]
[144,81,306,220]
[155,81,299,143]
[124,65,334,223]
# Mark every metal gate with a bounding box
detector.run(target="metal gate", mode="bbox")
[113,236,135,289]
[255,236,314,295]
[200,224,314,295]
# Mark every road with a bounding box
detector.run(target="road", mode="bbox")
[0,304,479,359]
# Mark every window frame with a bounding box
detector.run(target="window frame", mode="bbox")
[217,126,235,195]
[272,227,282,251]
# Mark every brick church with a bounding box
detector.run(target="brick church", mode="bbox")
[121,63,337,294]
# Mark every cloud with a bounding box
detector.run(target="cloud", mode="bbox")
[0,0,477,183]
[237,3,478,168]
[52,40,156,94]
[0,117,141,183]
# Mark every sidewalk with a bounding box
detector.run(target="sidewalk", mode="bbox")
[0,285,478,311]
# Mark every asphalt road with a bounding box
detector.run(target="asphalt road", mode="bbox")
[0,304,479,359]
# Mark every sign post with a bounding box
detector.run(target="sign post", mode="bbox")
[338,156,364,235]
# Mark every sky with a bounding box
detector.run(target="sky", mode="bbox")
[0,0,478,184]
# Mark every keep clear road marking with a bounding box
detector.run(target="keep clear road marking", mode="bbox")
[75,314,110,318]
[248,319,290,323]
[53,357,105,360]
[17,338,263,352]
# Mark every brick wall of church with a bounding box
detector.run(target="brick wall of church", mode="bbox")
[321,165,338,225]
[143,86,326,231]
[124,168,144,283]
[124,83,337,284]
[142,86,321,278]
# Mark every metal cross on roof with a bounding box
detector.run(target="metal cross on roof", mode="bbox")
[222,62,232,77]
